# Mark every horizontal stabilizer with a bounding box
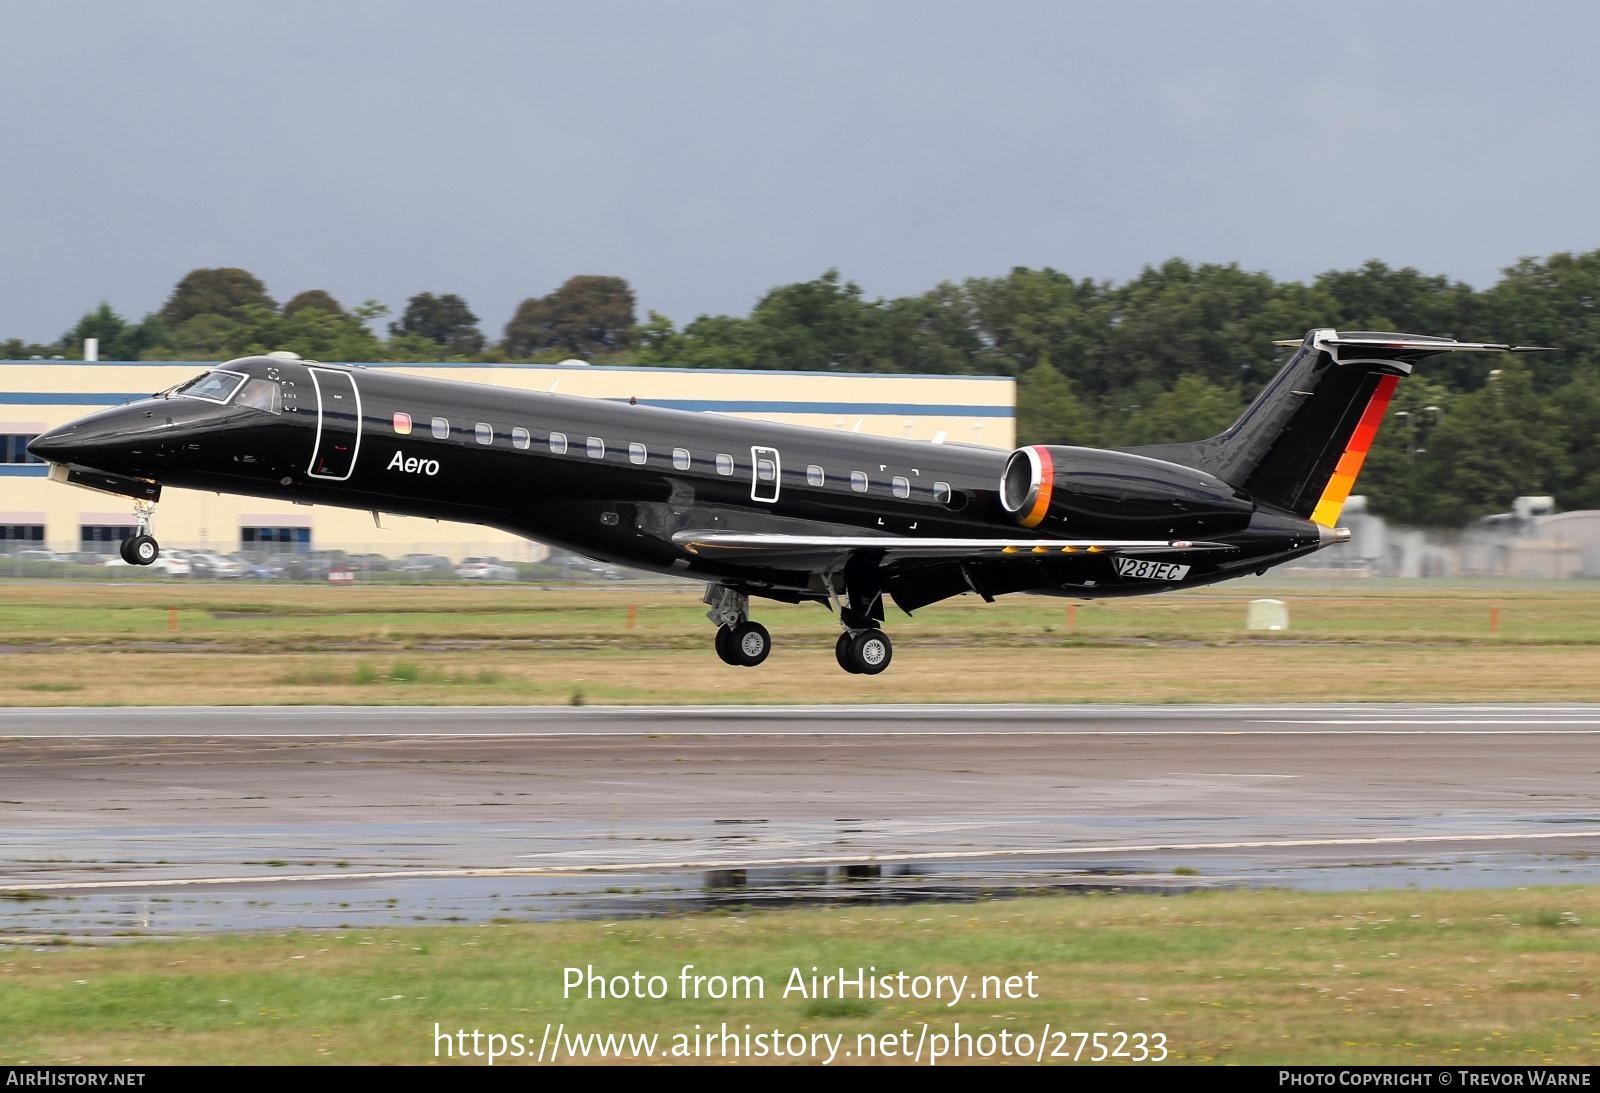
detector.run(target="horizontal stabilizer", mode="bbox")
[1271,332,1556,355]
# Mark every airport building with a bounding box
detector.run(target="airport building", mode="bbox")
[0,357,1015,561]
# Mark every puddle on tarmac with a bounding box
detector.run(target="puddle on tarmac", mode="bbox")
[4,850,1598,941]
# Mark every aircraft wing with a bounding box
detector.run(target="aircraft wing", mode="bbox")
[671,531,1232,563]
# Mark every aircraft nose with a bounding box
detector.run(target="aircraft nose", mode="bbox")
[26,426,79,463]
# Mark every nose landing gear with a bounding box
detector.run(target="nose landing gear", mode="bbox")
[119,501,160,566]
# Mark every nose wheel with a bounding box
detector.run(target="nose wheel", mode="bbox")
[119,534,159,566]
[119,502,160,566]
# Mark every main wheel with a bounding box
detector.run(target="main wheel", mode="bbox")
[729,620,771,667]
[835,631,859,673]
[713,626,742,666]
[847,628,892,675]
[122,535,159,566]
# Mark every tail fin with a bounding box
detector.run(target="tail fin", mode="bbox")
[1130,329,1553,526]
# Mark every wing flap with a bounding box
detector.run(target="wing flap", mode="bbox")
[671,531,1232,563]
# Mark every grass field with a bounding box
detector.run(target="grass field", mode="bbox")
[1,887,1595,1065]
[1,578,1599,705]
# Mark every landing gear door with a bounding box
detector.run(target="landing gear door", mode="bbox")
[750,445,780,504]
[307,368,362,481]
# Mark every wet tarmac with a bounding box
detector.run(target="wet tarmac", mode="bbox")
[3,704,1598,938]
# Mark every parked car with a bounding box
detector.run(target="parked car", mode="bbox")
[344,553,393,573]
[455,556,518,580]
[187,551,245,579]
[101,553,191,576]
[228,553,277,579]
[398,553,454,575]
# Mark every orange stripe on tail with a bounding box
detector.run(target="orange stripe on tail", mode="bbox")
[1310,374,1399,527]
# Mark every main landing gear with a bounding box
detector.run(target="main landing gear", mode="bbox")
[118,501,160,566]
[703,571,896,675]
[834,627,893,675]
[705,585,771,667]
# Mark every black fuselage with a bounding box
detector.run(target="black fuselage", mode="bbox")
[29,355,1324,612]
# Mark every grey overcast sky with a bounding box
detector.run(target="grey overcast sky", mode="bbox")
[4,0,1600,344]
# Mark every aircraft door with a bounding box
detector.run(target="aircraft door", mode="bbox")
[750,445,780,503]
[307,368,363,480]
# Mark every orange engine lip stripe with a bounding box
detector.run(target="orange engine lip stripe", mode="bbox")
[1020,445,1054,528]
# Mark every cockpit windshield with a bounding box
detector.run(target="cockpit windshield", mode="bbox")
[236,377,282,414]
[172,370,248,405]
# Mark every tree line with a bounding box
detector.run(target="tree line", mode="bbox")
[6,253,1600,526]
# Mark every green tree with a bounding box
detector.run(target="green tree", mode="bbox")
[963,267,1108,380]
[389,293,484,356]
[159,268,275,326]
[1549,367,1600,510]
[1481,251,1600,389]
[1117,374,1242,446]
[742,269,877,371]
[1098,260,1295,397]
[283,289,345,317]
[1353,378,1455,524]
[1414,360,1569,524]
[60,302,152,360]
[867,281,986,374]
[1015,358,1097,446]
[629,310,681,363]
[502,275,636,359]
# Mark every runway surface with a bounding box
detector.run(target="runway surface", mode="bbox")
[3,704,1598,935]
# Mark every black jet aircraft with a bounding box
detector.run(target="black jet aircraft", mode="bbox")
[27,329,1546,674]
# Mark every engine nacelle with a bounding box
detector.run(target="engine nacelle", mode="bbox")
[999,445,1254,537]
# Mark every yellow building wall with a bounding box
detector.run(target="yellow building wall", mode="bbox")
[1,360,1014,560]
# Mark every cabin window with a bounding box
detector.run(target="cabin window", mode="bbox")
[715,453,734,476]
[672,447,691,470]
[511,427,530,450]
[587,436,605,459]
[392,412,412,436]
[628,442,647,465]
[756,457,776,482]
[850,470,869,493]
[549,431,568,454]
[475,423,493,445]
[431,417,450,440]
[932,481,953,504]
[891,475,910,499]
[806,465,824,486]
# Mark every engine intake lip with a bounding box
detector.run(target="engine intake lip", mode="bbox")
[1000,446,1054,526]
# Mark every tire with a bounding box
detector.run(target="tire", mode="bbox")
[129,535,159,566]
[729,621,771,667]
[848,628,892,675]
[714,626,742,666]
[118,538,139,565]
[835,631,859,673]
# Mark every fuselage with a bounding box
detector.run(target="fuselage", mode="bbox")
[28,355,1326,608]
